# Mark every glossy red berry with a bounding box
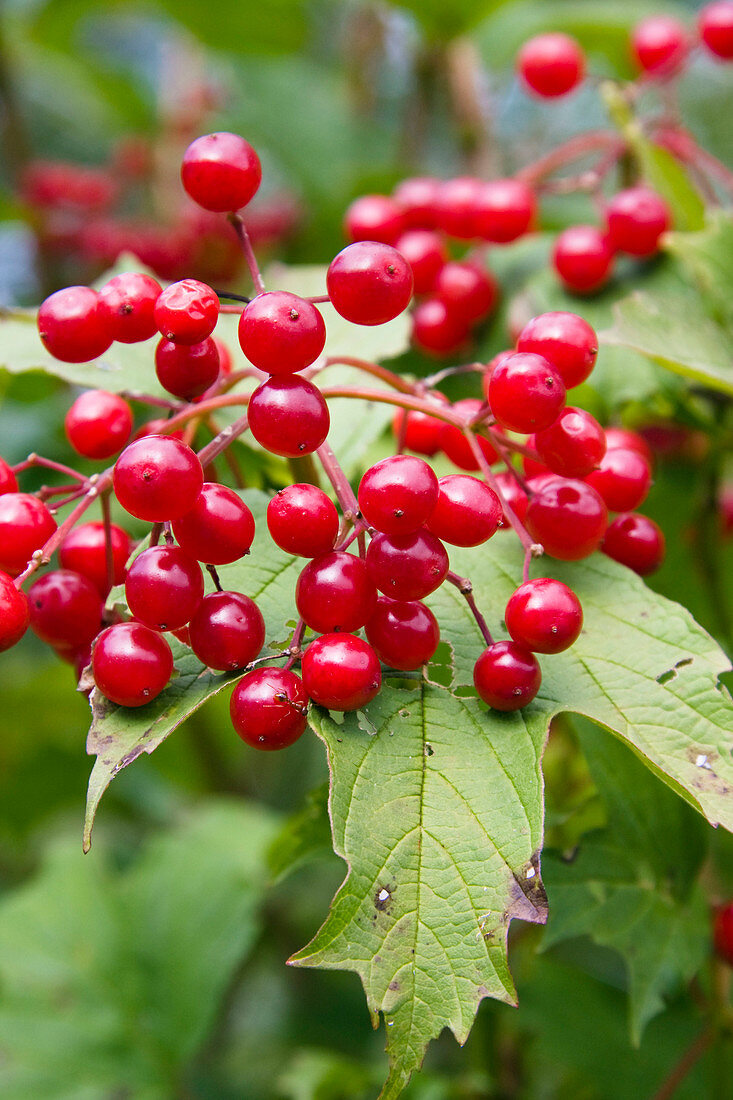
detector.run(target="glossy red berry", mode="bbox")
[604,427,654,465]
[154,279,219,344]
[526,478,608,561]
[38,286,112,363]
[172,483,255,564]
[392,176,442,228]
[125,546,204,631]
[366,597,439,670]
[59,520,132,597]
[266,484,339,558]
[411,298,470,356]
[517,33,586,98]
[700,2,733,59]
[366,529,448,600]
[553,226,615,294]
[631,15,689,76]
[92,621,173,707]
[64,390,133,459]
[230,666,308,749]
[98,272,161,343]
[181,132,262,212]
[189,591,265,671]
[505,578,583,654]
[516,311,598,389]
[344,194,405,244]
[114,436,203,522]
[585,448,652,512]
[0,457,17,495]
[427,475,502,547]
[434,260,498,324]
[238,292,326,373]
[474,641,541,711]
[0,571,30,651]
[392,393,450,456]
[394,230,448,295]
[155,337,220,399]
[713,901,733,965]
[602,513,665,575]
[493,470,529,526]
[474,178,536,242]
[327,241,413,325]
[0,493,57,577]
[301,633,381,711]
[488,352,566,433]
[535,407,606,478]
[358,455,439,535]
[247,376,330,457]
[295,551,377,634]
[435,177,484,239]
[439,399,499,471]
[28,569,102,647]
[606,187,671,258]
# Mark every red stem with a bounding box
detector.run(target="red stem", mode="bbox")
[196,412,250,468]
[446,571,494,646]
[322,355,418,395]
[13,453,85,481]
[316,439,360,518]
[227,213,266,294]
[516,131,623,187]
[464,430,542,556]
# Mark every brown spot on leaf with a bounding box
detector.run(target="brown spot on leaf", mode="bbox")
[505,850,548,926]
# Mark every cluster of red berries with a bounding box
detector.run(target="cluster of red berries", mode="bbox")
[0,129,666,752]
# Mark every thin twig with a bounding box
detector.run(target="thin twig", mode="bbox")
[447,571,494,646]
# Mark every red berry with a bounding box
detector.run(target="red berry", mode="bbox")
[344,194,405,244]
[412,298,470,356]
[366,597,439,670]
[189,591,265,671]
[604,427,653,465]
[426,474,502,547]
[434,260,498,324]
[474,641,541,711]
[394,229,447,295]
[366,528,448,600]
[585,448,652,512]
[392,393,450,456]
[516,311,598,389]
[267,484,339,558]
[0,571,30,651]
[0,457,18,496]
[602,512,665,575]
[494,470,529,526]
[65,390,133,460]
[98,272,161,343]
[114,436,203,522]
[28,569,102,647]
[631,15,689,76]
[154,279,219,344]
[439,399,499,471]
[230,666,308,748]
[435,177,484,239]
[713,901,733,965]
[214,337,234,376]
[606,187,671,258]
[526,478,608,561]
[38,286,112,363]
[535,407,606,478]
[488,352,566,434]
[172,483,255,565]
[59,520,131,597]
[181,132,262,213]
[358,455,439,535]
[295,551,377,634]
[248,376,330,457]
[327,241,413,325]
[238,292,326,373]
[0,493,57,577]
[392,177,442,229]
[155,337,220,399]
[92,621,173,707]
[301,632,381,711]
[517,33,586,98]
[553,226,615,294]
[522,441,552,480]
[700,2,733,59]
[505,578,583,654]
[125,546,204,631]
[474,178,536,243]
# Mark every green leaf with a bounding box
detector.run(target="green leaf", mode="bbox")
[630,140,706,234]
[543,720,709,1043]
[0,801,276,1099]
[268,781,333,884]
[664,212,733,326]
